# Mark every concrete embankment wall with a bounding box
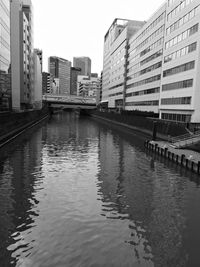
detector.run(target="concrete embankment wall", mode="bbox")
[0,107,49,146]
[88,110,188,140]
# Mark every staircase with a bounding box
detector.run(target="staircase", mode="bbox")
[170,130,200,148]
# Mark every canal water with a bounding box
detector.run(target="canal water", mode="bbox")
[0,111,200,267]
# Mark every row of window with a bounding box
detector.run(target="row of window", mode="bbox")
[164,42,197,63]
[163,61,195,77]
[127,61,162,80]
[140,38,164,57]
[130,12,165,48]
[109,82,123,91]
[162,79,193,91]
[126,74,161,89]
[161,97,191,105]
[128,38,163,71]
[161,112,191,123]
[110,56,124,69]
[141,50,163,66]
[166,5,200,36]
[109,92,123,97]
[126,87,160,97]
[126,100,159,106]
[167,0,195,21]
[130,25,165,56]
[165,23,198,50]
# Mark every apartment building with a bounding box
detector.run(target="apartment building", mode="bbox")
[102,19,145,109]
[70,67,81,95]
[0,0,11,111]
[42,72,53,94]
[125,4,166,113]
[160,0,200,123]
[77,75,100,98]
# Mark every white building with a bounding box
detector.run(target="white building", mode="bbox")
[125,4,166,113]
[160,0,200,123]
[77,75,100,98]
[102,18,145,109]
[102,0,200,123]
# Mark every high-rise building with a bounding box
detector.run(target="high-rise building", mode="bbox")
[102,18,145,109]
[102,0,200,123]
[73,57,91,76]
[32,49,42,109]
[42,72,53,94]
[70,67,81,95]
[0,0,11,111]
[159,0,200,123]
[48,56,71,95]
[11,0,34,111]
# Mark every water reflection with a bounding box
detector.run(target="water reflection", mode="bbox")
[0,112,200,266]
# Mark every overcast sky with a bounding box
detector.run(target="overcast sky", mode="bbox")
[33,0,165,75]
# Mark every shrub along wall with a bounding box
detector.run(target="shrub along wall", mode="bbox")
[91,110,188,137]
[0,107,49,139]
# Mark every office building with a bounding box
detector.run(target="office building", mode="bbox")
[102,18,146,109]
[42,72,53,94]
[102,0,200,123]
[73,57,91,76]
[70,67,81,95]
[11,0,34,111]
[125,4,166,113]
[159,0,200,123]
[77,75,100,98]
[0,0,11,111]
[48,56,71,95]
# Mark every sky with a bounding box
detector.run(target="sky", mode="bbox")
[33,0,165,75]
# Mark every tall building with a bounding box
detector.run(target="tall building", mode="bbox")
[0,0,11,111]
[102,18,146,109]
[102,0,200,123]
[125,5,166,114]
[32,49,42,109]
[11,0,34,111]
[48,56,71,95]
[42,72,53,94]
[159,0,200,123]
[73,57,91,76]
[70,67,81,95]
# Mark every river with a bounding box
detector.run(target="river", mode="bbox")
[0,111,200,267]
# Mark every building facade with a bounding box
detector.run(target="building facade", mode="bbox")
[125,4,166,113]
[11,0,34,111]
[102,18,145,109]
[48,56,71,95]
[77,75,100,98]
[0,0,11,111]
[42,72,53,94]
[102,0,200,123]
[73,57,91,76]
[70,67,81,95]
[32,49,42,109]
[159,0,200,123]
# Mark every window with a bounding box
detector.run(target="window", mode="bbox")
[162,79,193,91]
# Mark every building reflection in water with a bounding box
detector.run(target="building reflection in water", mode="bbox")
[96,125,200,266]
[0,128,43,266]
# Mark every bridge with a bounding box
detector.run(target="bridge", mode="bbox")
[43,94,97,110]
